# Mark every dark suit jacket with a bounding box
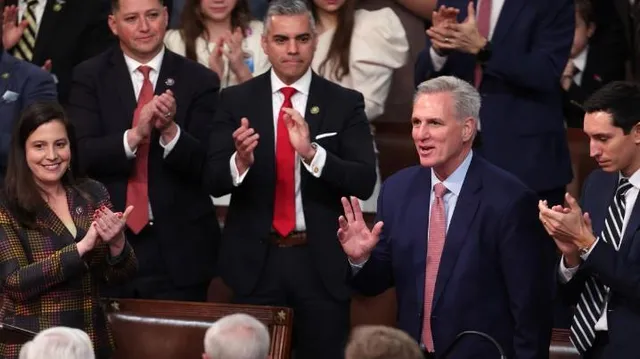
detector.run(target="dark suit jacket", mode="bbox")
[5,0,115,104]
[0,179,137,359]
[0,50,57,174]
[352,155,555,359]
[206,71,377,301]
[415,0,574,193]
[560,170,640,358]
[67,46,221,287]
[563,46,626,129]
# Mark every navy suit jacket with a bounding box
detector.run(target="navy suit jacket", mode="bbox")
[414,0,574,193]
[0,51,57,174]
[352,155,555,359]
[560,170,640,357]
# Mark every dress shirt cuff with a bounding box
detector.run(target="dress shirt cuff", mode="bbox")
[558,255,580,284]
[123,130,137,159]
[580,238,599,261]
[159,125,181,158]
[230,152,250,186]
[301,143,326,178]
[430,47,448,72]
[349,257,368,276]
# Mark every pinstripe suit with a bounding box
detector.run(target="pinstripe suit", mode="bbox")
[0,179,137,359]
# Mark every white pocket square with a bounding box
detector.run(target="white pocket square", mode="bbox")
[315,132,337,140]
[1,90,19,103]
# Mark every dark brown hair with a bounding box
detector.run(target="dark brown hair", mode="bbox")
[179,0,252,62]
[4,101,85,228]
[575,0,594,25]
[310,0,355,81]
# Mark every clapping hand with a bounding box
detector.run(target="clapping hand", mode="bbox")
[233,117,259,175]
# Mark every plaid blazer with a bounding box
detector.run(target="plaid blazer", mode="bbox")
[0,179,137,359]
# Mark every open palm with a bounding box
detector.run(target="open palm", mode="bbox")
[337,197,383,263]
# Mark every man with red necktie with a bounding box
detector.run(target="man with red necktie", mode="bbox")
[205,0,376,358]
[67,0,221,302]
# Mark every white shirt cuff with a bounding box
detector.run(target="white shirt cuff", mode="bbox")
[558,255,580,283]
[159,125,181,158]
[230,152,250,186]
[349,257,368,276]
[123,130,137,159]
[301,143,326,178]
[430,47,448,72]
[580,239,599,261]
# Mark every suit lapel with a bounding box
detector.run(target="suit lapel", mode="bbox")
[155,50,178,96]
[35,186,89,245]
[33,0,66,65]
[432,157,481,309]
[252,72,276,176]
[108,49,137,128]
[490,0,526,46]
[413,168,432,309]
[0,53,14,101]
[305,73,325,140]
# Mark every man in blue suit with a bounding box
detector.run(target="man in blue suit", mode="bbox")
[0,14,57,178]
[540,81,640,358]
[414,0,574,206]
[340,76,555,358]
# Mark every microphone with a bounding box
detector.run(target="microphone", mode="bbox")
[438,330,507,359]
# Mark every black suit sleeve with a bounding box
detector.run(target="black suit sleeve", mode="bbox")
[162,69,220,182]
[583,239,640,301]
[204,89,237,197]
[318,92,377,199]
[67,65,133,177]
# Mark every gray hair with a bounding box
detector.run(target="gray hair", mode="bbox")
[263,0,316,35]
[415,76,481,126]
[203,313,270,359]
[19,326,95,359]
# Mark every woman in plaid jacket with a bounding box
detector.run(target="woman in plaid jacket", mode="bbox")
[0,101,138,359]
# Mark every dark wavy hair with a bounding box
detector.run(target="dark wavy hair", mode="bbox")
[4,101,86,228]
[179,0,252,62]
[308,0,355,81]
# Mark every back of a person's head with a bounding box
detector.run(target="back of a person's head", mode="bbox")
[203,313,270,359]
[19,326,95,359]
[345,325,423,359]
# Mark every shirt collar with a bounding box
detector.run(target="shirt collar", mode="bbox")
[123,47,165,76]
[270,67,312,96]
[621,168,640,190]
[572,46,588,74]
[430,150,473,197]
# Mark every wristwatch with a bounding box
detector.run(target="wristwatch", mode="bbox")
[476,40,492,65]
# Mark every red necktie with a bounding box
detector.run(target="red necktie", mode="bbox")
[422,183,448,352]
[474,0,492,88]
[272,87,297,237]
[125,65,153,234]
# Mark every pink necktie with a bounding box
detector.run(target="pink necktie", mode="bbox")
[474,0,492,88]
[422,182,448,352]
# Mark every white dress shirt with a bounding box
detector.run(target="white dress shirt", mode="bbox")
[121,47,182,220]
[351,151,474,272]
[18,0,46,34]
[559,169,640,331]
[430,0,506,71]
[571,46,589,87]
[230,68,327,231]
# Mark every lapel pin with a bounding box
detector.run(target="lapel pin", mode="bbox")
[165,78,175,86]
[310,106,319,115]
[53,0,65,12]
[75,207,83,215]
[1,73,9,80]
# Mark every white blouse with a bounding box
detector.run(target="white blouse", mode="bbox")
[164,20,270,88]
[312,8,409,121]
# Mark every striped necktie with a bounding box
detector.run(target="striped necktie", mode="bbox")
[570,177,633,354]
[12,0,39,61]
